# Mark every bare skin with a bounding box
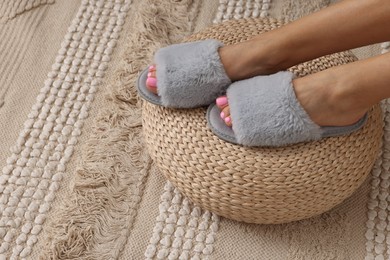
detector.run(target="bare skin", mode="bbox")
[219,52,390,127]
[146,0,390,128]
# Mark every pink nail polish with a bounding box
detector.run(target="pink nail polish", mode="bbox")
[146,77,157,87]
[220,112,225,119]
[225,117,231,123]
[149,65,156,71]
[216,96,228,106]
[148,72,152,77]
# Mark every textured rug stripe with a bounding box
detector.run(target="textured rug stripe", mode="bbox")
[213,0,271,24]
[365,97,390,260]
[0,5,48,105]
[0,0,55,23]
[143,1,272,259]
[39,0,201,259]
[364,41,390,260]
[145,182,219,260]
[0,0,130,258]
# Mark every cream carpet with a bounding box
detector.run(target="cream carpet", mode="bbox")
[0,0,389,259]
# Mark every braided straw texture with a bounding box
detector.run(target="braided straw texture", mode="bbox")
[142,18,383,224]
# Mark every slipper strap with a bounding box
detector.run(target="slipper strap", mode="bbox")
[155,40,231,108]
[227,71,323,146]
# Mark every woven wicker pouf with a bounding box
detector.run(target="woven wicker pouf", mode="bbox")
[142,18,383,224]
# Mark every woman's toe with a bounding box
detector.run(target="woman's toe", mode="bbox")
[221,106,230,118]
[146,64,158,94]
[224,116,232,127]
[147,71,156,78]
[219,104,232,127]
[216,96,228,109]
[146,78,157,94]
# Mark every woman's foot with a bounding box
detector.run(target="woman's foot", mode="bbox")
[216,67,369,129]
[146,65,158,94]
[145,35,287,95]
[147,0,390,102]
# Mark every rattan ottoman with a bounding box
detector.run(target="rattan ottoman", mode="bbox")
[141,18,383,224]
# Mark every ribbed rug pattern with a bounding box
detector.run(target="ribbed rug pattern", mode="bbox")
[1,0,389,259]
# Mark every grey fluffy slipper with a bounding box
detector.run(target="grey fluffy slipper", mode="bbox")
[207,71,367,147]
[137,39,231,108]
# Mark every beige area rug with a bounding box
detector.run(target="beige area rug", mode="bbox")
[0,0,389,259]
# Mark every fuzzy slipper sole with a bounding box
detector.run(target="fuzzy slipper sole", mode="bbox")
[207,71,368,147]
[136,39,231,108]
[137,68,162,106]
[137,68,222,108]
[207,104,368,146]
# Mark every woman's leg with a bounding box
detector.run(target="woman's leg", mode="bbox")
[221,0,390,81]
[218,51,390,127]
[147,0,390,93]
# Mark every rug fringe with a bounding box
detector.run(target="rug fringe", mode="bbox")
[41,0,200,259]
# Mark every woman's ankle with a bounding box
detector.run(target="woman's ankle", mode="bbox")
[293,70,368,127]
[218,34,287,81]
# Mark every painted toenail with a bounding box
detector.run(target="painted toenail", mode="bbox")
[146,77,157,87]
[216,96,228,106]
[220,112,225,119]
[225,117,231,123]
[147,72,152,77]
[149,65,156,71]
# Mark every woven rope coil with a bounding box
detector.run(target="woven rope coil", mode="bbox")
[142,18,383,224]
